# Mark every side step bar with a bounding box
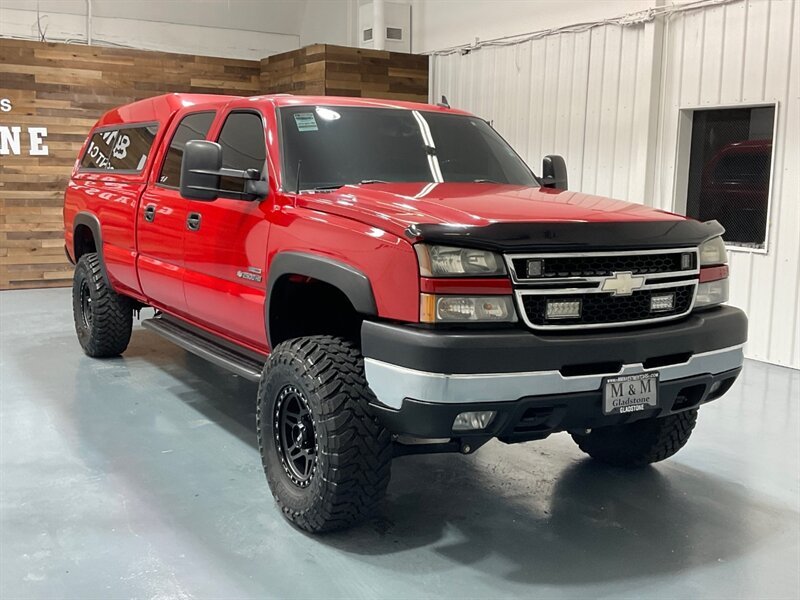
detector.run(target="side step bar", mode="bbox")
[141,316,265,382]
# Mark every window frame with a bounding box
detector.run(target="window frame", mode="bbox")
[78,121,160,175]
[213,108,269,185]
[155,110,217,191]
[673,101,779,255]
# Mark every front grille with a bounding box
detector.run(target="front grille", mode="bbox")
[509,250,696,281]
[506,248,700,330]
[520,285,695,327]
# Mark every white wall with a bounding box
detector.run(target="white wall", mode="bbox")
[430,20,660,203]
[411,0,659,53]
[430,0,799,368]
[652,0,799,368]
[0,0,357,59]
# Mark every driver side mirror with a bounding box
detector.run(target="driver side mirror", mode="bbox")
[541,155,568,190]
[180,140,268,202]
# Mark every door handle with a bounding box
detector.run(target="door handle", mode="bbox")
[186,212,202,231]
[143,204,156,222]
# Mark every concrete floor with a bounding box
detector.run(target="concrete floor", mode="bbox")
[1,288,798,600]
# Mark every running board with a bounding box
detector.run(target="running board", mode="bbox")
[141,316,265,382]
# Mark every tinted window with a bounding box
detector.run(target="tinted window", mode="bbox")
[217,112,267,192]
[425,113,534,184]
[158,112,215,188]
[80,124,158,172]
[686,106,774,248]
[279,106,536,191]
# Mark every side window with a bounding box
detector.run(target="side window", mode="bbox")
[158,112,215,188]
[80,124,158,172]
[217,112,267,192]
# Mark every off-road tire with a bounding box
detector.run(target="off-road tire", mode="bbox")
[72,252,133,357]
[571,410,698,467]
[257,336,392,533]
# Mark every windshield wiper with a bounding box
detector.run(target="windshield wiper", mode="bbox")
[472,178,502,184]
[299,180,388,193]
[300,185,344,194]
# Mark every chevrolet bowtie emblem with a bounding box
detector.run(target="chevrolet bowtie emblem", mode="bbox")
[601,271,645,296]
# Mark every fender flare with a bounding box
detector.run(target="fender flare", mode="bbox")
[266,251,378,347]
[72,212,111,288]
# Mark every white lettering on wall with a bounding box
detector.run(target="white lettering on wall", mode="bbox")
[0,126,22,155]
[28,127,49,156]
[0,99,50,156]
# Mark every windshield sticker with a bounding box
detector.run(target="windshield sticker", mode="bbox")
[294,113,318,132]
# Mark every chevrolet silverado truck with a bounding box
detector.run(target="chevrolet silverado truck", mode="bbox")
[64,93,747,532]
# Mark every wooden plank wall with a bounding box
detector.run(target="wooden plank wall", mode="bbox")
[0,40,429,290]
[261,44,429,102]
[0,39,260,290]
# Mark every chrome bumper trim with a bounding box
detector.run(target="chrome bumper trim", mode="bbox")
[364,344,744,409]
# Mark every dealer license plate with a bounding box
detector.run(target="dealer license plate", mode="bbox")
[603,372,659,415]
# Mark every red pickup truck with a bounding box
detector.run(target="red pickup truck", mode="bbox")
[64,93,747,532]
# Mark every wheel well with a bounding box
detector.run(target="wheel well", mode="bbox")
[73,224,97,260]
[269,275,363,349]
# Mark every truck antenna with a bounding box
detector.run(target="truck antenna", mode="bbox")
[437,95,450,109]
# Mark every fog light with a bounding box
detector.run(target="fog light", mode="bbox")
[709,380,722,394]
[546,299,581,319]
[650,293,675,312]
[526,258,544,278]
[452,411,496,432]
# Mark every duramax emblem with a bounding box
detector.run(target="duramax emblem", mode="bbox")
[600,271,645,296]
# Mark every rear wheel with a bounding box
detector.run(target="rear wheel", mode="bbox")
[571,410,698,467]
[257,336,392,532]
[72,253,133,357]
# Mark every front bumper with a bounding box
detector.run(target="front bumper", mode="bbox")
[362,306,747,440]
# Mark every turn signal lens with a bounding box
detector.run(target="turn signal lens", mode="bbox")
[695,279,729,308]
[420,294,517,323]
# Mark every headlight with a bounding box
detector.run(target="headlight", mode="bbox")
[699,236,727,265]
[420,294,517,323]
[695,236,729,309]
[415,244,506,277]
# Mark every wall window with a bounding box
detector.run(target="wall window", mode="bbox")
[216,112,266,192]
[685,106,775,249]
[80,124,158,172]
[158,112,215,188]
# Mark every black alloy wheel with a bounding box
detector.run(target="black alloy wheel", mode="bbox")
[274,384,318,487]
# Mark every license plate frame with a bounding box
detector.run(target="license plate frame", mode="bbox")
[602,372,660,416]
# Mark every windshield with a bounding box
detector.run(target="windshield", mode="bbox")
[278,106,538,191]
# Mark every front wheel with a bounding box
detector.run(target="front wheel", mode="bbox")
[571,410,698,467]
[72,252,133,357]
[256,336,392,533]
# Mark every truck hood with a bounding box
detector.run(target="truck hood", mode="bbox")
[299,183,720,251]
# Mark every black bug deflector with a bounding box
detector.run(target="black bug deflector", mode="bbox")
[405,219,725,253]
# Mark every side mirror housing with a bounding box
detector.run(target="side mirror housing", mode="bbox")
[180,140,267,202]
[541,155,568,190]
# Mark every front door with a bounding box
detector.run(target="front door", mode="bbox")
[182,110,271,350]
[137,110,216,316]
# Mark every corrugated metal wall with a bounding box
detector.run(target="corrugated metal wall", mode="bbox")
[653,0,799,368]
[430,22,658,202]
[429,0,799,368]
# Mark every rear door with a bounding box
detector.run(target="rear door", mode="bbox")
[137,110,216,315]
[182,109,271,349]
